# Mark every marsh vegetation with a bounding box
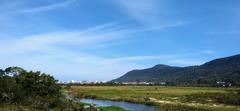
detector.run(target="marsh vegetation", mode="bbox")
[69,86,240,111]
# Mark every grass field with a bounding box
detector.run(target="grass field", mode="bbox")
[99,106,128,111]
[69,86,240,111]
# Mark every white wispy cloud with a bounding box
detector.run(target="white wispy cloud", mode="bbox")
[115,0,160,25]
[137,21,189,32]
[202,50,216,54]
[0,22,145,81]
[169,59,204,66]
[104,51,213,66]
[114,0,187,26]
[19,0,76,13]
[104,55,177,63]
[208,30,240,35]
[0,20,211,81]
[0,22,130,54]
[0,19,188,55]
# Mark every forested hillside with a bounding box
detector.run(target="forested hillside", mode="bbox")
[112,54,240,86]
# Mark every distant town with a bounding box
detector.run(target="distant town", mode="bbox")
[58,80,232,87]
[58,80,107,84]
[58,80,167,85]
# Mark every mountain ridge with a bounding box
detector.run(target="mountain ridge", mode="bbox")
[112,54,240,86]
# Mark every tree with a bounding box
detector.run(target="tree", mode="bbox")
[0,67,61,105]
[0,69,5,77]
[5,66,25,76]
[0,67,83,110]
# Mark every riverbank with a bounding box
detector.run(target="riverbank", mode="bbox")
[63,90,129,111]
[80,98,156,111]
[68,86,240,111]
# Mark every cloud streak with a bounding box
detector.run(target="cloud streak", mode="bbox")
[20,0,76,13]
[208,30,240,35]
[114,0,187,27]
[0,20,200,81]
[115,0,160,25]
[0,22,144,81]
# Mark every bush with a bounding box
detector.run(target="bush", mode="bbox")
[0,67,83,110]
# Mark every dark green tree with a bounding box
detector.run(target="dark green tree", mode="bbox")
[0,67,62,108]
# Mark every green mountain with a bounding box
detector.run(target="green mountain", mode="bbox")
[112,54,240,86]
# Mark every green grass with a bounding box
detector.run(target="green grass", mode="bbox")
[0,104,39,111]
[99,106,128,111]
[69,86,240,111]
[69,86,234,102]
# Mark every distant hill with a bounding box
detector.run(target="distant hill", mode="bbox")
[112,54,240,86]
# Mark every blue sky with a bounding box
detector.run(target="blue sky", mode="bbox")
[0,0,239,81]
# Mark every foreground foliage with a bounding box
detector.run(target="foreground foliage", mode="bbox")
[0,67,83,110]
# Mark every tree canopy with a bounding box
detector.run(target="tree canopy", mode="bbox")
[0,67,82,110]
